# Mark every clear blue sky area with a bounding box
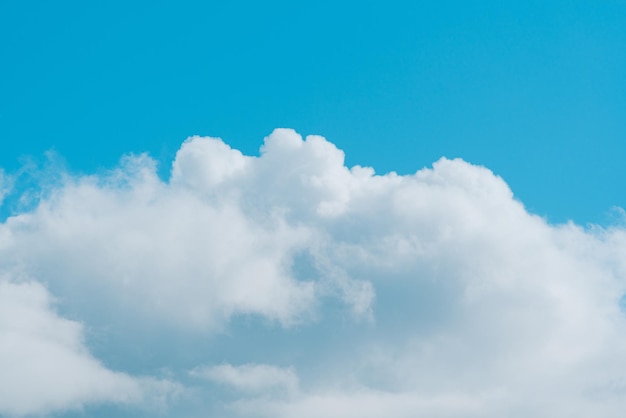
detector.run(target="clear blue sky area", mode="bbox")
[1,0,625,224]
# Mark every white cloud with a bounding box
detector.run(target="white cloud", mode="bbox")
[1,129,626,417]
[0,132,372,331]
[190,363,298,395]
[0,279,179,417]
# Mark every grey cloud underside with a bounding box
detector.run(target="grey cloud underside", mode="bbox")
[0,280,179,417]
[1,129,626,417]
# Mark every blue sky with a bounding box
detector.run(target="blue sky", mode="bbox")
[2,0,624,223]
[1,2,626,418]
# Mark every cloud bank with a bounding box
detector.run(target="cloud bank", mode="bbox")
[1,129,626,417]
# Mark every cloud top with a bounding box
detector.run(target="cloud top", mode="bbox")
[1,129,626,417]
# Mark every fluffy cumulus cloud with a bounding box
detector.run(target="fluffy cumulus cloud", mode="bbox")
[1,129,626,416]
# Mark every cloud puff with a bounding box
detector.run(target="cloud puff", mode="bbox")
[1,129,626,417]
[0,131,374,331]
[0,279,178,417]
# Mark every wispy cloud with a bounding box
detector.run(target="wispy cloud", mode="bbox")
[191,363,298,395]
